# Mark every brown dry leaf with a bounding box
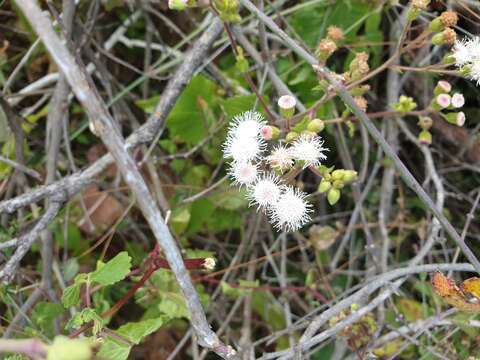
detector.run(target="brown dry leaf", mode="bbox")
[78,184,124,234]
[431,272,480,313]
[86,144,117,177]
[308,225,338,251]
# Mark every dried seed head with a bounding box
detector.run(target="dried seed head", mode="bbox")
[411,0,429,10]
[354,96,368,112]
[440,11,458,27]
[327,26,344,42]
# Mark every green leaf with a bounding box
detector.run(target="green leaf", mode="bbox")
[157,293,190,319]
[167,75,216,145]
[170,207,191,236]
[97,318,167,360]
[67,308,104,335]
[90,251,132,286]
[61,282,81,308]
[221,94,257,119]
[209,187,248,210]
[186,199,216,235]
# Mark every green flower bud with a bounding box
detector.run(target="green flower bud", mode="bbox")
[428,17,444,32]
[418,130,432,145]
[302,130,317,138]
[342,170,358,183]
[307,119,325,133]
[407,7,421,21]
[418,116,433,130]
[332,180,344,189]
[327,188,341,205]
[318,179,332,193]
[285,131,299,143]
[442,53,456,65]
[270,126,280,140]
[443,111,466,127]
[331,169,346,181]
[278,95,296,119]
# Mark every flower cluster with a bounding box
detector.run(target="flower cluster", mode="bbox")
[223,109,329,232]
[452,36,480,86]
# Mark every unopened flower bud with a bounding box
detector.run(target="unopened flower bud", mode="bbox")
[307,119,325,133]
[327,188,341,205]
[435,80,451,94]
[169,0,189,10]
[318,179,332,193]
[331,169,346,181]
[278,95,296,119]
[285,131,299,143]
[260,125,273,140]
[435,93,451,108]
[418,130,432,145]
[418,116,433,130]
[332,180,344,189]
[444,111,466,126]
[342,170,358,183]
[451,93,465,108]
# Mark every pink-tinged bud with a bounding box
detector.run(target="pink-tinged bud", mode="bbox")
[444,111,466,127]
[418,130,432,145]
[278,95,296,118]
[451,93,465,108]
[260,125,273,140]
[436,93,451,108]
[456,111,466,126]
[437,80,451,93]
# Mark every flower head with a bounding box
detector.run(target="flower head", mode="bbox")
[229,111,266,139]
[223,134,265,162]
[453,37,480,86]
[267,145,294,172]
[289,134,328,168]
[270,187,312,232]
[247,173,282,209]
[228,161,258,186]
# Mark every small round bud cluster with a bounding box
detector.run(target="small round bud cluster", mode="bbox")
[318,166,358,205]
[393,95,417,113]
[327,26,344,42]
[223,111,330,232]
[169,0,194,10]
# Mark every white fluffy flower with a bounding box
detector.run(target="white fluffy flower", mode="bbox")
[229,111,266,139]
[289,134,328,168]
[228,161,258,186]
[223,134,265,162]
[247,173,282,209]
[453,37,480,86]
[468,60,480,85]
[267,145,294,172]
[270,187,312,232]
[453,38,474,66]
